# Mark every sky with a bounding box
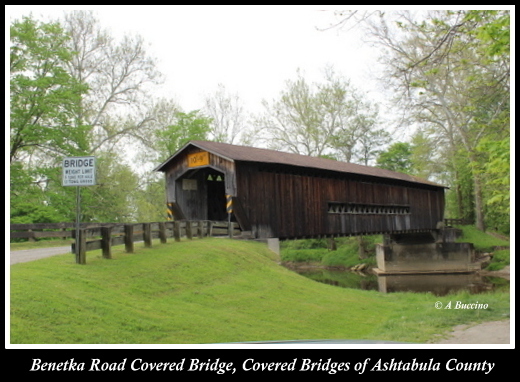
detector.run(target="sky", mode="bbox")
[7,5,385,114]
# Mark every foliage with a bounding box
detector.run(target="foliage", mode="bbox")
[376,142,413,174]
[486,249,510,271]
[353,10,510,232]
[455,225,509,271]
[477,136,510,232]
[255,68,384,164]
[132,175,167,222]
[10,16,89,163]
[62,10,163,155]
[9,13,169,225]
[204,83,248,144]
[154,110,211,161]
[464,10,510,57]
[281,236,381,267]
[10,202,65,225]
[281,249,326,263]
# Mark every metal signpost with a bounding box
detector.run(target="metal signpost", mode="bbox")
[62,156,96,264]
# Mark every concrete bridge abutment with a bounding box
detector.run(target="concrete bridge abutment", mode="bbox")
[374,228,480,275]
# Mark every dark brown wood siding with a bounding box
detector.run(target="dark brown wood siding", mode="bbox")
[235,162,445,239]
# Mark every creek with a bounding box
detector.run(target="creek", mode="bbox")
[288,267,509,296]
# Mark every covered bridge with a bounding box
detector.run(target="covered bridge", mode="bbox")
[154,140,446,240]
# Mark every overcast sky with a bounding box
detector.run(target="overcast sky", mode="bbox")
[8,5,387,113]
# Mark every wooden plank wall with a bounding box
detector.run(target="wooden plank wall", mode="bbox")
[236,163,445,239]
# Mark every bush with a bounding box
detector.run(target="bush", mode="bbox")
[281,236,381,267]
[281,249,326,263]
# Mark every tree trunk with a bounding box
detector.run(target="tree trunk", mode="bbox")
[472,172,486,231]
[469,152,486,231]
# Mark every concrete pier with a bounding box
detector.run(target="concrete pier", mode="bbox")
[374,229,481,275]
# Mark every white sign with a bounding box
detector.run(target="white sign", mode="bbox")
[62,156,96,186]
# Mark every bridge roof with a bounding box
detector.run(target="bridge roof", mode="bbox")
[155,140,446,188]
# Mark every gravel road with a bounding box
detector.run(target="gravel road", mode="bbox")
[430,319,511,344]
[10,246,72,265]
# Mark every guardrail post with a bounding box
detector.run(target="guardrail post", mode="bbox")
[186,221,193,240]
[173,221,181,242]
[228,220,233,238]
[143,223,152,248]
[159,222,167,243]
[124,224,134,253]
[197,221,204,238]
[101,226,112,259]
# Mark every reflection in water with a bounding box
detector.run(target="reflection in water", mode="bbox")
[291,267,508,296]
[377,273,495,296]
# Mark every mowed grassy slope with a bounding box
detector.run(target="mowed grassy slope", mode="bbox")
[10,239,509,344]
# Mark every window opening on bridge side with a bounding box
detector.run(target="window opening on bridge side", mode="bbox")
[327,202,410,215]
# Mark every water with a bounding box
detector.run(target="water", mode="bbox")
[291,267,509,296]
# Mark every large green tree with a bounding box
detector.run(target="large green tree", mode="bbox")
[10,13,166,225]
[10,16,88,163]
[10,16,89,225]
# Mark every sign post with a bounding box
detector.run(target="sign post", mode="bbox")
[62,156,96,264]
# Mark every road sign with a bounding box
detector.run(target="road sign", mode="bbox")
[187,151,209,168]
[62,156,96,186]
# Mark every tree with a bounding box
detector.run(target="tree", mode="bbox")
[255,68,381,160]
[336,10,510,231]
[376,142,413,174]
[336,97,387,165]
[10,16,88,163]
[477,136,510,232]
[204,84,248,144]
[153,110,211,161]
[10,12,166,225]
[10,16,90,225]
[62,11,162,155]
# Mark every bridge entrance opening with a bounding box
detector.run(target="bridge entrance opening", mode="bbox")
[176,168,227,221]
[206,171,227,221]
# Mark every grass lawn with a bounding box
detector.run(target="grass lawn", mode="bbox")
[9,238,510,345]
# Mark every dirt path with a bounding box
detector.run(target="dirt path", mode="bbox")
[430,319,511,344]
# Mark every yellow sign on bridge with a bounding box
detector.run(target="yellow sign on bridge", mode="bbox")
[187,151,210,168]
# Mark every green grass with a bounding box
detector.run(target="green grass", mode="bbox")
[10,238,73,251]
[455,225,510,271]
[456,225,510,251]
[486,249,510,271]
[10,238,509,344]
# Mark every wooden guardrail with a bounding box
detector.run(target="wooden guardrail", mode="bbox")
[10,221,241,264]
[444,218,473,226]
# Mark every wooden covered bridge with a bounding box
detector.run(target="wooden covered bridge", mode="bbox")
[154,140,446,241]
